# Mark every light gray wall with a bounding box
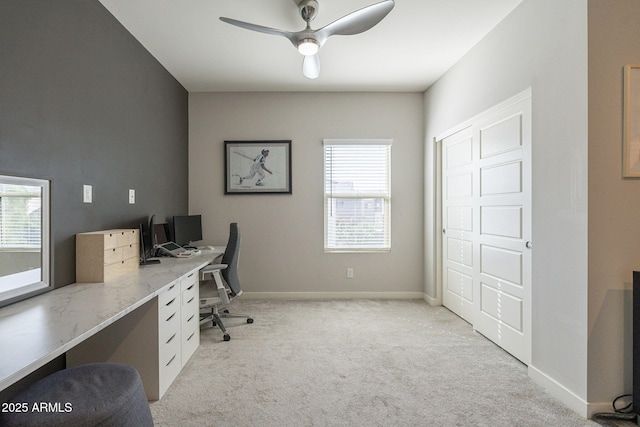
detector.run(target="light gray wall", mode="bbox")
[189,92,424,296]
[587,0,640,407]
[424,0,590,414]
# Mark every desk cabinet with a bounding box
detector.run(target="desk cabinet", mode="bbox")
[76,229,139,282]
[181,271,200,365]
[158,281,182,397]
[67,267,201,401]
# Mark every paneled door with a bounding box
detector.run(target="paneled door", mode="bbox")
[441,91,531,364]
[442,126,477,324]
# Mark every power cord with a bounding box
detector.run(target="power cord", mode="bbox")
[592,394,637,425]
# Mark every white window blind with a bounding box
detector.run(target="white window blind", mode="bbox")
[0,184,42,249]
[323,139,392,252]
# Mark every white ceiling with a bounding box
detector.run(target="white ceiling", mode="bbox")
[98,0,523,93]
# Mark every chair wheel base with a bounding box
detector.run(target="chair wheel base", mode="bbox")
[247,318,254,324]
[223,334,231,341]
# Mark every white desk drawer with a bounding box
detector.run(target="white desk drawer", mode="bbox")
[159,312,180,346]
[182,299,198,324]
[159,336,181,395]
[159,282,180,307]
[159,295,180,324]
[181,270,198,291]
[182,324,199,365]
[159,295,179,321]
[182,285,198,310]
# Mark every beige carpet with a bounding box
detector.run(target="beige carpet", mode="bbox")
[150,299,601,426]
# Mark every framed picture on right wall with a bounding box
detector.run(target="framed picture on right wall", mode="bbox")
[623,64,640,177]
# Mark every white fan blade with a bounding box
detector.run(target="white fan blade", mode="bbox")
[316,0,394,42]
[220,17,298,46]
[302,54,320,79]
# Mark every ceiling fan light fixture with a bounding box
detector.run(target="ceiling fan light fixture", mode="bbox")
[298,38,319,56]
[220,0,395,77]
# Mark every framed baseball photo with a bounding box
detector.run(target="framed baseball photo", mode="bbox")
[224,140,292,194]
[624,65,640,177]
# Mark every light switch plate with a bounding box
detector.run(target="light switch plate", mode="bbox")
[129,189,135,204]
[83,185,92,203]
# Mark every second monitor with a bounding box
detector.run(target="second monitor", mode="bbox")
[172,214,202,248]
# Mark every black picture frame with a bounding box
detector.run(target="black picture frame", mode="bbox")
[224,140,292,194]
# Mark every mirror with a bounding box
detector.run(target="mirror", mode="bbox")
[0,174,51,306]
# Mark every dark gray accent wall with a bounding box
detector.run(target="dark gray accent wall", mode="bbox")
[0,0,189,287]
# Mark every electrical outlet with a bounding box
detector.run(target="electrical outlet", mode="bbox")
[83,185,92,203]
[347,268,354,279]
[129,189,135,204]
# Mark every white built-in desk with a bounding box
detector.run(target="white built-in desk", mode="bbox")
[0,248,223,400]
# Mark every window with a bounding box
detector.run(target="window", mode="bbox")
[323,139,392,252]
[0,183,42,249]
[0,175,51,307]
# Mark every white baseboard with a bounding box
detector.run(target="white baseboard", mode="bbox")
[240,291,425,300]
[528,364,590,418]
[423,293,441,306]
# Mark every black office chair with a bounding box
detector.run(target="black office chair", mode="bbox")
[199,223,253,341]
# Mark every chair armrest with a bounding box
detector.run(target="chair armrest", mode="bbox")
[215,273,230,304]
[199,266,231,305]
[203,263,228,271]
[199,264,228,282]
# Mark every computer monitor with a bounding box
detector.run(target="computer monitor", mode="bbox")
[172,215,203,248]
[153,223,170,245]
[140,215,160,265]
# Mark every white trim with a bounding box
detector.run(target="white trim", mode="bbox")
[323,139,393,146]
[528,364,589,418]
[423,293,441,306]
[435,87,533,142]
[0,175,51,306]
[239,291,425,300]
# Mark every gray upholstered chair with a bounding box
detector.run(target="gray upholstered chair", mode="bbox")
[0,363,153,427]
[199,222,253,341]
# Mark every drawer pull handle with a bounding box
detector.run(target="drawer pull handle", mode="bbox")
[187,332,195,341]
[166,333,177,344]
[187,297,194,304]
[166,354,176,367]
[187,284,195,291]
[166,297,176,307]
[166,312,176,322]
[168,284,175,291]
[187,314,195,322]
[187,272,194,278]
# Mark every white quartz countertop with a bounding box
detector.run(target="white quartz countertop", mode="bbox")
[0,249,222,391]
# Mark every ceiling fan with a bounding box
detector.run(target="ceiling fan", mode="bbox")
[219,0,395,79]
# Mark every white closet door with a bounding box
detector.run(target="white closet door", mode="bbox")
[441,92,531,364]
[442,126,477,324]
[474,98,531,364]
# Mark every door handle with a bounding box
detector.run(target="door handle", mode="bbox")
[525,241,532,249]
